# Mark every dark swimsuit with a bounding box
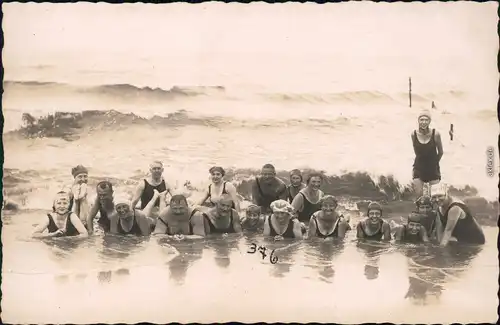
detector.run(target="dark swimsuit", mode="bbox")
[255,178,282,212]
[157,209,197,235]
[268,215,296,239]
[400,225,424,243]
[47,213,80,236]
[312,214,341,239]
[439,202,485,244]
[97,205,111,232]
[207,182,236,209]
[297,192,322,223]
[204,210,236,234]
[412,129,441,183]
[358,220,385,241]
[140,179,167,209]
[117,210,143,236]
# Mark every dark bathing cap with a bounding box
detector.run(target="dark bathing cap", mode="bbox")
[170,194,188,205]
[367,201,383,213]
[72,165,88,177]
[415,196,432,207]
[209,166,226,176]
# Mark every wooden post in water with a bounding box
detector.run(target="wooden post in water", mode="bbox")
[449,123,454,141]
[409,77,412,108]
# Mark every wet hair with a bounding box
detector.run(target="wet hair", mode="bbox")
[170,194,188,206]
[97,181,113,192]
[306,172,323,185]
[262,164,276,172]
[320,195,338,207]
[209,166,226,177]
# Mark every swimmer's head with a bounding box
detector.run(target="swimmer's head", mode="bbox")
[170,194,189,216]
[209,166,225,183]
[261,164,276,182]
[289,169,303,186]
[430,183,448,206]
[418,109,432,129]
[96,181,114,204]
[114,194,132,218]
[149,161,164,179]
[52,191,73,215]
[306,172,323,190]
[407,212,423,235]
[367,201,383,222]
[216,194,234,216]
[415,195,433,214]
[71,165,88,184]
[320,195,338,216]
[364,265,379,280]
[246,204,261,219]
[271,199,293,223]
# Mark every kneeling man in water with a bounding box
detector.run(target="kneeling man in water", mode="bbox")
[263,200,303,240]
[240,204,265,232]
[431,184,485,246]
[32,191,88,238]
[203,194,243,235]
[109,194,153,236]
[356,202,391,241]
[394,212,430,243]
[308,195,349,240]
[153,193,206,239]
[252,164,288,214]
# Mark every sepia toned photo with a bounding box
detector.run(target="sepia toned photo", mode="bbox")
[1,2,499,324]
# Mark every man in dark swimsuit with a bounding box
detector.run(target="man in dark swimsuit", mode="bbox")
[286,169,306,203]
[394,212,430,243]
[153,194,206,239]
[291,172,324,232]
[430,183,485,246]
[203,194,243,235]
[109,194,152,236]
[263,200,303,239]
[356,202,391,241]
[251,164,288,215]
[411,109,444,197]
[130,160,171,214]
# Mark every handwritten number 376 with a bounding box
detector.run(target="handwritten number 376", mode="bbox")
[247,243,278,264]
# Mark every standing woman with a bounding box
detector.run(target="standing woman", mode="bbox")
[32,191,88,238]
[291,172,324,229]
[411,109,443,197]
[198,166,240,212]
[308,195,349,240]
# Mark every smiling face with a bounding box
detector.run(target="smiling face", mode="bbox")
[321,201,337,218]
[210,170,223,184]
[261,167,275,183]
[216,198,233,217]
[115,203,131,219]
[407,221,421,235]
[97,186,113,206]
[74,173,88,184]
[308,176,322,190]
[290,174,302,187]
[274,211,290,224]
[431,194,447,207]
[368,209,382,223]
[53,195,71,214]
[418,116,431,130]
[417,204,433,214]
[150,162,164,180]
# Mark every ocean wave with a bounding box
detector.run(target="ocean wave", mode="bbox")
[3,167,497,226]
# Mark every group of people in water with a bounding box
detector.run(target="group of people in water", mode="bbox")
[31,108,486,247]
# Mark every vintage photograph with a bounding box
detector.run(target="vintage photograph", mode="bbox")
[2,2,498,323]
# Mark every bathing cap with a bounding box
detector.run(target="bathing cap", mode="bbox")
[209,166,226,177]
[52,191,72,212]
[418,109,432,121]
[430,183,448,197]
[270,200,293,214]
[408,212,423,223]
[367,201,383,213]
[415,195,432,207]
[114,193,131,207]
[320,195,338,206]
[246,204,261,213]
[71,165,88,178]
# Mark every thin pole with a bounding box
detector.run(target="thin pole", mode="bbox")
[409,77,412,108]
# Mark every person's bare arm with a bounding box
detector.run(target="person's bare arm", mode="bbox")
[356,221,366,239]
[307,217,318,239]
[337,219,349,239]
[142,190,161,218]
[69,213,89,237]
[292,220,304,239]
[190,211,207,237]
[291,192,304,214]
[263,216,271,236]
[231,210,243,233]
[109,213,119,234]
[86,197,100,234]
[251,180,262,206]
[440,206,462,247]
[134,210,152,236]
[197,189,210,206]
[410,132,418,156]
[226,183,241,212]
[130,181,146,210]
[277,182,288,201]
[394,226,404,242]
[420,226,429,243]
[382,222,391,241]
[434,131,444,162]
[31,218,53,238]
